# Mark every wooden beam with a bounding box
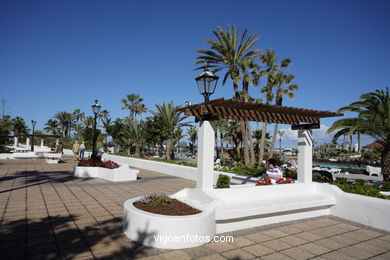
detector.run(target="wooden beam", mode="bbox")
[291,123,321,130]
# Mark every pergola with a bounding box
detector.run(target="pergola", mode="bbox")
[178,98,343,190]
[9,134,61,148]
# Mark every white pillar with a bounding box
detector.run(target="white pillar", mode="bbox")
[56,138,59,146]
[40,138,44,147]
[297,129,313,183]
[26,137,30,147]
[14,137,18,147]
[197,120,216,191]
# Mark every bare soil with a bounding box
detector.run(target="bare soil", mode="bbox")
[133,199,202,216]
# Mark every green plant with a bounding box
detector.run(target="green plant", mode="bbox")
[335,184,388,199]
[335,177,348,184]
[216,175,230,189]
[138,193,172,206]
[354,179,365,186]
[283,168,297,179]
[382,181,390,192]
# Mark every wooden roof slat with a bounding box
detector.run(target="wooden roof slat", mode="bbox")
[179,99,342,124]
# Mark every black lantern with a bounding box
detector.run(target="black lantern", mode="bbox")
[195,64,219,102]
[91,100,101,158]
[31,120,36,152]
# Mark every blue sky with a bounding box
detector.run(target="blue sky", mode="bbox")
[1,0,389,147]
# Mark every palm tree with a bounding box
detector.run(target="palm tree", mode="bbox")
[150,101,189,159]
[73,109,84,138]
[278,130,285,153]
[328,88,390,181]
[12,117,29,135]
[258,51,292,164]
[268,73,298,158]
[44,119,59,135]
[136,104,147,120]
[123,118,145,157]
[253,129,272,154]
[196,25,263,165]
[121,94,144,121]
[54,112,73,137]
[186,125,197,156]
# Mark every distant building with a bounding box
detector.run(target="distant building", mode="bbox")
[363,142,383,151]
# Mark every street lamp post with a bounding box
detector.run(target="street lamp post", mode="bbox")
[91,100,101,159]
[31,120,36,152]
[195,63,219,102]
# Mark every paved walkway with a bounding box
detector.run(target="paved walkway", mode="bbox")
[0,157,389,260]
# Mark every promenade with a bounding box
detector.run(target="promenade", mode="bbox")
[1,157,389,259]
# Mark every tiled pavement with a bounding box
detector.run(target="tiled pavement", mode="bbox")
[0,157,389,260]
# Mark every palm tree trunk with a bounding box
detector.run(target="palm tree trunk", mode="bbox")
[246,121,255,164]
[240,120,250,165]
[166,139,173,160]
[258,122,267,165]
[220,133,224,156]
[382,145,390,182]
[358,133,361,154]
[350,135,353,152]
[269,123,278,158]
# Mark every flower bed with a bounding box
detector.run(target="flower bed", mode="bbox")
[78,158,120,169]
[74,162,138,182]
[256,177,294,186]
[133,193,201,216]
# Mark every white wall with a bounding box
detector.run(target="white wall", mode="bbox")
[101,154,259,185]
[314,183,390,232]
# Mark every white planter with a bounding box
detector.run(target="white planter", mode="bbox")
[74,165,138,182]
[0,153,12,159]
[123,196,216,249]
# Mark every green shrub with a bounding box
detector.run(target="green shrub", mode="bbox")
[382,182,390,192]
[216,174,230,189]
[335,184,388,199]
[354,179,365,186]
[220,162,266,177]
[335,177,347,184]
[284,169,297,179]
[0,145,11,153]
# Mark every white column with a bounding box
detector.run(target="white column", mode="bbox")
[56,138,59,146]
[297,129,313,183]
[26,137,30,147]
[197,120,216,191]
[40,138,44,147]
[14,137,18,147]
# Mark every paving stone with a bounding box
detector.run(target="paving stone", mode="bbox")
[158,250,192,260]
[244,232,275,243]
[262,229,289,239]
[294,231,322,241]
[262,239,293,251]
[370,252,390,260]
[320,251,356,260]
[366,237,390,250]
[280,247,315,260]
[313,237,346,250]
[336,242,387,259]
[229,236,255,247]
[182,245,216,258]
[278,236,308,246]
[260,252,293,260]
[342,228,384,241]
[242,244,275,257]
[221,248,256,260]
[197,254,227,260]
[206,242,236,252]
[297,242,331,255]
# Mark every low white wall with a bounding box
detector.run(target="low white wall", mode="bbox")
[102,154,258,185]
[314,183,390,232]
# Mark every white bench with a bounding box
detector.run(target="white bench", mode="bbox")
[43,153,62,164]
[208,183,336,233]
[367,166,382,177]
